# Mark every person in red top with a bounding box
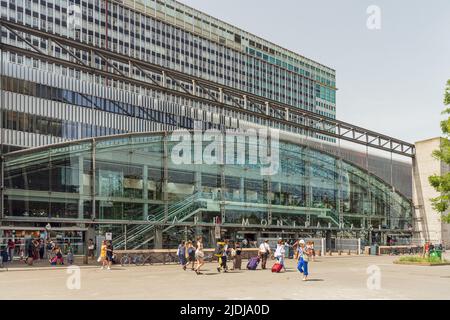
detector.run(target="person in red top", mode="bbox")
[7,239,15,262]
[424,242,430,257]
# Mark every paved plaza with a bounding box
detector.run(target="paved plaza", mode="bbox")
[1,255,450,300]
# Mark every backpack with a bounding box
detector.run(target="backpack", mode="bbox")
[214,242,225,257]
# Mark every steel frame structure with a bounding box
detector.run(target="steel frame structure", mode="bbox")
[0,19,415,157]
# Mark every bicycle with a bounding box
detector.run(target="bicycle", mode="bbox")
[164,252,179,264]
[135,254,157,266]
[120,254,145,266]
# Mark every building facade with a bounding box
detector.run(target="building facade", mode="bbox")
[0,0,337,153]
[413,138,450,248]
[0,0,414,251]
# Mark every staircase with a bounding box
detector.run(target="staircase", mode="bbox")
[113,193,208,250]
[322,210,340,227]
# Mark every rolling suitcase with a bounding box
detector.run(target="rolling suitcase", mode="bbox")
[271,262,283,273]
[247,256,260,270]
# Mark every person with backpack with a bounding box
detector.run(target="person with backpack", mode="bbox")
[177,241,188,270]
[187,240,196,271]
[215,239,227,273]
[258,240,271,270]
[297,239,311,281]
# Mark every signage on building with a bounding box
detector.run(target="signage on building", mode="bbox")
[214,226,221,239]
[105,232,113,240]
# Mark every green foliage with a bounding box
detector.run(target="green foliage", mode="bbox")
[429,80,450,223]
[445,80,450,106]
[398,255,446,264]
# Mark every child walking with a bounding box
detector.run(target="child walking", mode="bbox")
[297,239,311,281]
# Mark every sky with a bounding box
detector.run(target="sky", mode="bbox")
[179,0,450,143]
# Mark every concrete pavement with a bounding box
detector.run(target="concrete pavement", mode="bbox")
[1,255,450,299]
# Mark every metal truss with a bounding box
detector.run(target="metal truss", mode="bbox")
[0,19,415,157]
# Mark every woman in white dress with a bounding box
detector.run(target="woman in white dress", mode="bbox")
[194,236,205,275]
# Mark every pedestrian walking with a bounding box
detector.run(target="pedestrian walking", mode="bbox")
[33,239,40,260]
[274,239,286,271]
[99,240,108,269]
[177,241,188,270]
[194,236,205,275]
[231,242,242,270]
[214,239,225,272]
[220,240,230,272]
[7,239,15,262]
[293,240,299,260]
[307,241,316,262]
[105,240,114,270]
[187,240,196,270]
[258,240,271,269]
[39,239,45,260]
[88,239,96,259]
[26,241,35,266]
[297,239,311,281]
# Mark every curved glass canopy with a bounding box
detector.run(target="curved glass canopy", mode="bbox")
[2,131,413,247]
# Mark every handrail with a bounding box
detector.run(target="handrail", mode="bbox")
[113,193,209,249]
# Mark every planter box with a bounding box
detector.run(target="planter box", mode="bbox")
[393,260,450,266]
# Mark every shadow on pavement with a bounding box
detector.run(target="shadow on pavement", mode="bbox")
[304,279,324,282]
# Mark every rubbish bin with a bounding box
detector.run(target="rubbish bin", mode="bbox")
[430,250,442,259]
[371,244,379,256]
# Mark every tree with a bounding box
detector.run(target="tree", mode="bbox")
[429,79,450,222]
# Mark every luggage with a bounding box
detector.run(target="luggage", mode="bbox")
[247,256,260,270]
[271,262,283,273]
[50,256,57,266]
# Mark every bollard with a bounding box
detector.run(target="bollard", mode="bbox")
[348,250,351,255]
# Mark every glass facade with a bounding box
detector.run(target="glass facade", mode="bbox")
[1,0,337,152]
[2,131,413,248]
